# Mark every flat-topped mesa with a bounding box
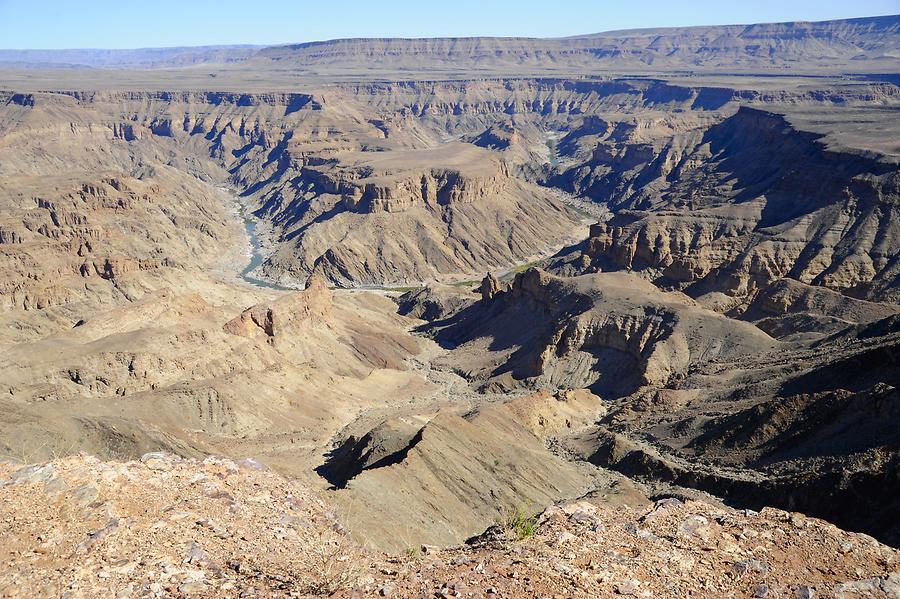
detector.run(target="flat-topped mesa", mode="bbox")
[299,143,513,214]
[223,274,332,340]
[348,167,509,214]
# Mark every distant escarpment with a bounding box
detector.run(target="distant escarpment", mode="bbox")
[4,15,899,78]
[250,16,900,75]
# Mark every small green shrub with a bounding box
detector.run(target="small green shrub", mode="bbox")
[403,546,420,560]
[501,505,538,540]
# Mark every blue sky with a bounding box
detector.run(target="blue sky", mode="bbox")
[1,0,898,49]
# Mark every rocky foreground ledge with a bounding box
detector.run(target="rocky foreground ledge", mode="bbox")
[1,454,897,599]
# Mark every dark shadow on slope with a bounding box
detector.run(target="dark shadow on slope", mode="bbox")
[316,424,424,489]
[238,154,291,197]
[282,202,348,242]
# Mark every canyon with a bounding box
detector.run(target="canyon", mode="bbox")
[0,14,899,598]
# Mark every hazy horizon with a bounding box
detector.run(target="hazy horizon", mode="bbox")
[0,0,898,50]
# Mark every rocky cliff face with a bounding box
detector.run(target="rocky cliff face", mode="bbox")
[0,84,593,286]
[0,171,234,323]
[562,107,900,304]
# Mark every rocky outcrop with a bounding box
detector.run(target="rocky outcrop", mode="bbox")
[740,278,900,337]
[223,274,332,340]
[479,272,501,301]
[427,269,775,396]
[582,417,900,548]
[0,454,362,597]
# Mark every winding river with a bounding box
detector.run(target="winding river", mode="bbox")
[239,211,294,291]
